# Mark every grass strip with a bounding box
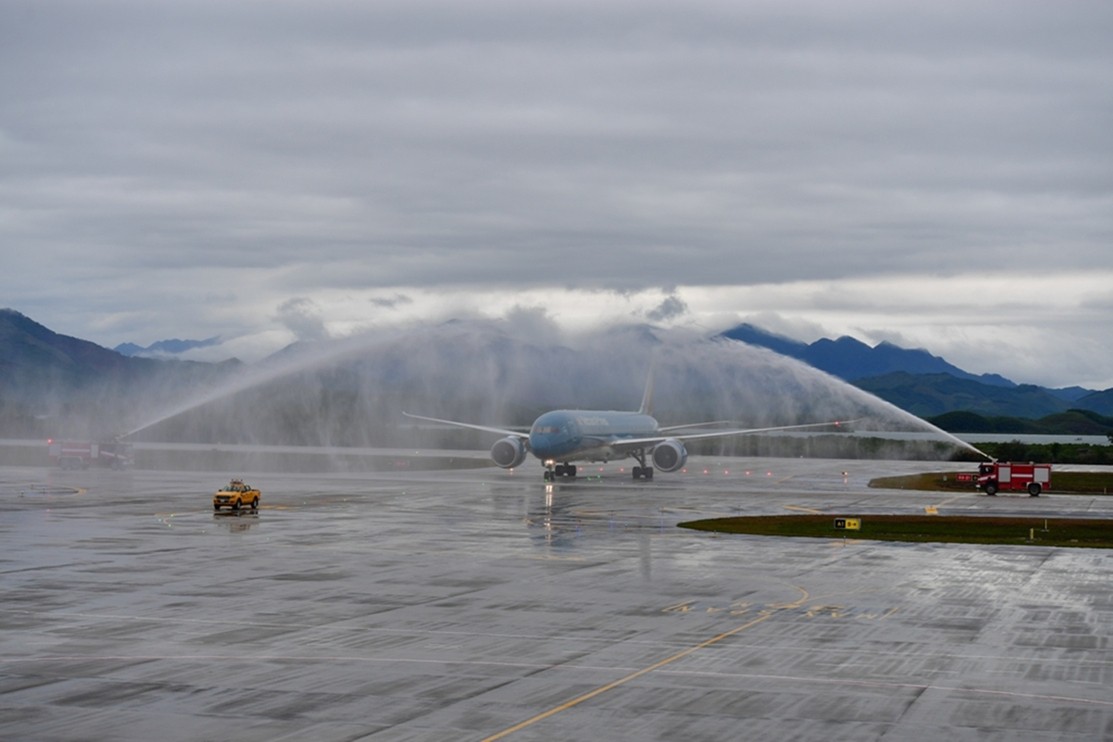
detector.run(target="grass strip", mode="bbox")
[679,514,1113,548]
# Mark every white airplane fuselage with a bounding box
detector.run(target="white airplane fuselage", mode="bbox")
[527,409,658,463]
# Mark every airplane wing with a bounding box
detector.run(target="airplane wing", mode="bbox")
[608,419,854,452]
[401,412,530,439]
[658,420,734,433]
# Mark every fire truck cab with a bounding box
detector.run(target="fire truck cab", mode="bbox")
[977,461,1050,497]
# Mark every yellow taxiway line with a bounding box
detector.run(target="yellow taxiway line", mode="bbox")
[482,586,810,741]
[784,504,823,515]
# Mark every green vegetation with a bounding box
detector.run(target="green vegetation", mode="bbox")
[679,514,1113,549]
[870,470,1113,494]
[965,440,1113,466]
[929,408,1113,436]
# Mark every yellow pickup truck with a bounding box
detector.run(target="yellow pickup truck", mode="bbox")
[213,479,261,511]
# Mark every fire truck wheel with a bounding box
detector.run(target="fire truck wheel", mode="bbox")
[1028,483,1041,497]
[984,483,998,496]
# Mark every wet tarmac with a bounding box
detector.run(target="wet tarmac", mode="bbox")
[2,458,1112,741]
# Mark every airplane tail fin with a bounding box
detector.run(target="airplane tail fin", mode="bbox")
[638,363,655,415]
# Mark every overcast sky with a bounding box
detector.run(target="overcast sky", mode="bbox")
[3,0,1111,389]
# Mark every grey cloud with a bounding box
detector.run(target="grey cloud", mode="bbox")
[2,0,1111,385]
[501,305,564,343]
[646,295,689,323]
[369,294,414,309]
[275,298,329,342]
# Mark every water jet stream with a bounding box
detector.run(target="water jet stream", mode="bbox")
[116,322,983,461]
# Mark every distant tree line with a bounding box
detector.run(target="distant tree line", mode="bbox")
[968,441,1113,466]
[926,408,1113,464]
[928,409,1113,439]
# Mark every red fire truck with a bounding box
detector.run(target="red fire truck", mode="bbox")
[47,439,133,470]
[976,461,1050,497]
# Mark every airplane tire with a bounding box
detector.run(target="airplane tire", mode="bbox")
[645,468,654,480]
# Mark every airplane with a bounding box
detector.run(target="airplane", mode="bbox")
[403,372,850,481]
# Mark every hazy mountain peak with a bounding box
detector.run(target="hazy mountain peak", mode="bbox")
[721,321,1025,388]
[115,337,221,357]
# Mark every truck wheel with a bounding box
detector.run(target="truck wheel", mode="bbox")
[213,504,220,511]
[251,497,259,510]
[1028,483,1041,497]
[984,483,998,496]
[232,500,240,511]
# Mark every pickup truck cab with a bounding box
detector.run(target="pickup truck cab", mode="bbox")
[213,479,261,511]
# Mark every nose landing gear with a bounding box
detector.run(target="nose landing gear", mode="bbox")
[543,463,578,481]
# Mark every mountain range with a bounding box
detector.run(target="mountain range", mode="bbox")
[3,308,1112,441]
[0,309,241,438]
[115,337,221,357]
[720,324,1113,418]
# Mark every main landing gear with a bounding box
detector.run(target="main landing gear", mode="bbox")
[540,456,657,481]
[543,463,578,482]
[630,449,654,480]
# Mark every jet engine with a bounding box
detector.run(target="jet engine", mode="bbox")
[491,436,529,469]
[651,439,688,472]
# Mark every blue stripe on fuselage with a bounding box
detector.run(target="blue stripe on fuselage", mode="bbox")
[528,409,659,462]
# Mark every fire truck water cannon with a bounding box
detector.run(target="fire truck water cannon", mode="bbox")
[47,438,134,470]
